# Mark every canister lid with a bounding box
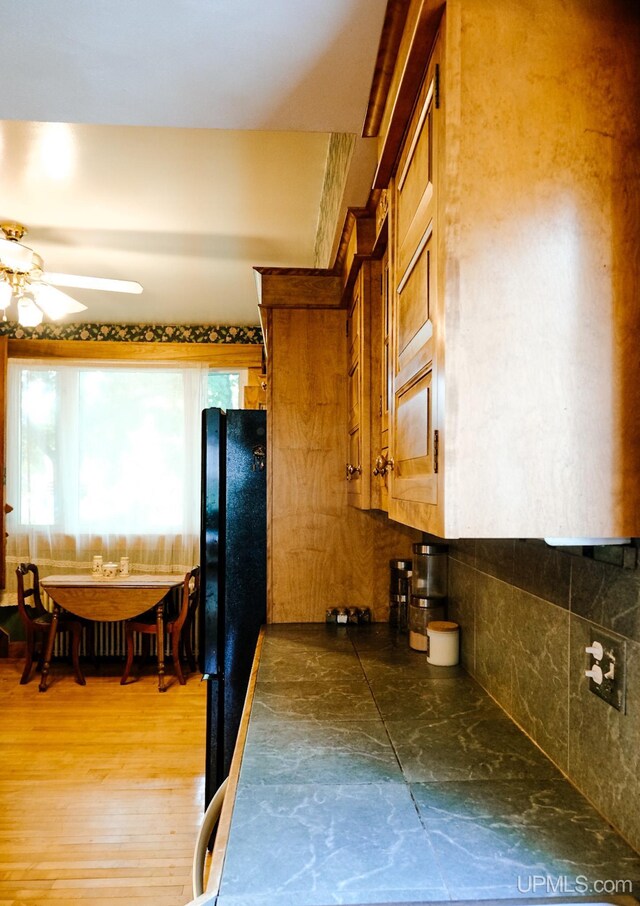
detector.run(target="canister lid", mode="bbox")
[427,620,459,632]
[412,543,448,555]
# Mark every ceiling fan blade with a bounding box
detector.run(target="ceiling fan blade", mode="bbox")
[0,237,36,273]
[30,283,88,318]
[42,271,143,294]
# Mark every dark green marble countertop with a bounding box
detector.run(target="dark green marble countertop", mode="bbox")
[215,624,640,906]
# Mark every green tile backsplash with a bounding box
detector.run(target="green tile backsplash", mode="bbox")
[448,538,640,855]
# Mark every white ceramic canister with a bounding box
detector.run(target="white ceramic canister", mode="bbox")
[119,556,130,576]
[92,555,103,576]
[102,562,119,579]
[426,620,460,665]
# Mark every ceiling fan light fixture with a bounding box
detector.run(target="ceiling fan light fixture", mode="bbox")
[0,221,143,320]
[16,293,44,327]
[0,281,12,311]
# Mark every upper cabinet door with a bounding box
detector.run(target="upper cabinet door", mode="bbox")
[346,263,372,510]
[394,71,437,376]
[370,247,391,512]
[388,36,441,532]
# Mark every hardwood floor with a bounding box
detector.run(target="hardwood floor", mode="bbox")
[0,656,207,906]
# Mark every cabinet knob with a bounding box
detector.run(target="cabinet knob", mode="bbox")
[373,454,394,477]
[345,463,362,481]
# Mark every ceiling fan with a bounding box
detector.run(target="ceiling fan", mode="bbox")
[0,221,143,327]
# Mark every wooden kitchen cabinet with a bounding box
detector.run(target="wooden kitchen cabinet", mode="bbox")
[243,371,267,410]
[346,259,379,510]
[255,274,420,623]
[370,245,391,512]
[387,33,440,527]
[378,0,640,539]
[257,0,640,542]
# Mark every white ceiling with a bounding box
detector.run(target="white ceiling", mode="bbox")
[0,0,387,325]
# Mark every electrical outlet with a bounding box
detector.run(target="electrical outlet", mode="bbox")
[585,628,626,712]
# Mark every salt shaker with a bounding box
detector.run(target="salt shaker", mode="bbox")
[92,555,103,576]
[119,556,130,576]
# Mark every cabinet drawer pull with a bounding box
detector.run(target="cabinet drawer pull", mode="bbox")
[345,463,362,481]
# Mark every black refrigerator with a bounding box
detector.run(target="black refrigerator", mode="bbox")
[200,407,267,806]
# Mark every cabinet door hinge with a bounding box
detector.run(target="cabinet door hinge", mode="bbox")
[433,429,439,473]
[435,64,440,109]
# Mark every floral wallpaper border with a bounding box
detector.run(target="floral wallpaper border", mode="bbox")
[0,320,263,344]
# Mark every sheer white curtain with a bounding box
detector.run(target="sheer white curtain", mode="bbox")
[4,358,208,600]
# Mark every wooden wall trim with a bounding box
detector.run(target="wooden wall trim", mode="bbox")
[363,0,411,138]
[7,339,263,368]
[254,268,342,309]
[373,0,444,189]
[338,210,376,305]
[327,1,442,282]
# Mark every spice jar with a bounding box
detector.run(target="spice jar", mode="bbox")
[389,558,412,629]
[389,593,409,632]
[389,558,412,594]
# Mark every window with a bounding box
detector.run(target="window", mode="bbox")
[8,360,208,536]
[207,369,246,410]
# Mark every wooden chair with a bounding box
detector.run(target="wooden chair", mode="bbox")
[182,571,201,673]
[121,567,200,687]
[16,563,88,686]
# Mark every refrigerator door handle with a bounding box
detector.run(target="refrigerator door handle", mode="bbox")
[251,444,266,471]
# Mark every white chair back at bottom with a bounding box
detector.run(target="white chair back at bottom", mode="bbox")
[191,776,228,900]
